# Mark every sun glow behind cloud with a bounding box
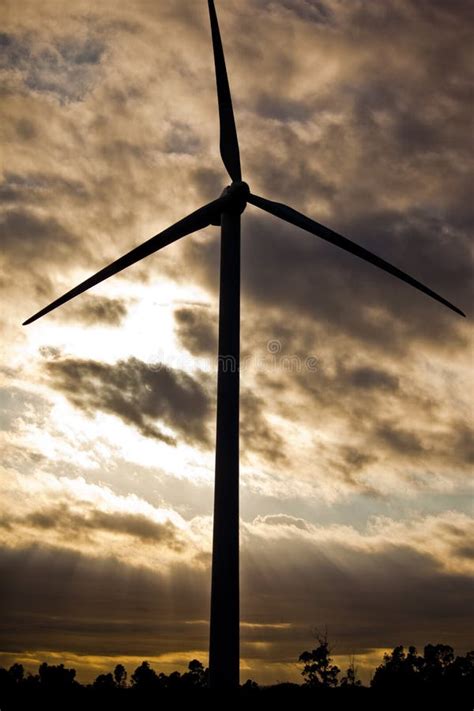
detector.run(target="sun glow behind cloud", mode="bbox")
[21,278,211,365]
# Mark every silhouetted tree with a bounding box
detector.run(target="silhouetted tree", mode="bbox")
[0,666,17,694]
[113,663,127,688]
[130,661,160,692]
[241,678,259,695]
[371,642,474,699]
[340,657,362,687]
[299,631,340,687]
[447,649,474,684]
[38,662,77,690]
[372,645,423,691]
[422,643,454,685]
[0,644,472,705]
[165,670,182,690]
[181,659,208,688]
[8,663,24,685]
[92,672,115,690]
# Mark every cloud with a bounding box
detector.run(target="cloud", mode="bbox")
[254,514,310,530]
[375,422,425,456]
[0,509,472,683]
[44,356,213,446]
[0,31,105,102]
[0,385,49,432]
[240,510,474,665]
[0,544,210,658]
[0,172,89,206]
[0,472,205,567]
[343,365,399,391]
[172,305,287,464]
[174,305,216,356]
[1,502,183,549]
[240,389,286,465]
[0,208,83,267]
[55,295,128,327]
[236,210,468,353]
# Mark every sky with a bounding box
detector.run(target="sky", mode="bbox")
[0,0,473,686]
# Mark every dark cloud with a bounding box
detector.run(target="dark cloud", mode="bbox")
[170,222,471,487]
[15,118,36,140]
[256,514,309,530]
[330,446,379,497]
[163,121,202,155]
[240,389,286,465]
[451,424,474,466]
[191,167,226,205]
[173,305,286,463]
[39,346,62,360]
[56,37,104,66]
[0,172,88,206]
[0,544,209,658]
[454,545,474,560]
[241,529,474,662]
[242,337,472,491]
[308,358,471,480]
[254,93,315,123]
[0,208,82,266]
[0,519,472,679]
[375,422,425,456]
[174,305,216,356]
[263,0,333,25]
[343,365,399,391]
[0,32,105,102]
[44,356,212,446]
[99,138,146,163]
[0,31,29,68]
[221,0,473,358]
[56,295,128,327]
[184,208,469,366]
[1,502,183,549]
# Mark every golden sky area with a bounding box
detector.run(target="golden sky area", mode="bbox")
[0,0,473,686]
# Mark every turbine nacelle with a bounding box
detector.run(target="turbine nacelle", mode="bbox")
[210,181,249,225]
[221,180,250,212]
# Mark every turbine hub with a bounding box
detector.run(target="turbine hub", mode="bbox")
[221,180,250,214]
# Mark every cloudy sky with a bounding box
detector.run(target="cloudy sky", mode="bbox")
[0,0,472,685]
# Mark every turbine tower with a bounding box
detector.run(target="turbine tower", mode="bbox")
[23,0,465,690]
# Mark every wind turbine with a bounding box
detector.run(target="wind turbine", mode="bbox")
[23,0,465,690]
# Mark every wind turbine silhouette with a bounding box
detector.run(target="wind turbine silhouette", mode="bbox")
[24,0,465,690]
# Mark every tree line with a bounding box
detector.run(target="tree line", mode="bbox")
[0,637,472,708]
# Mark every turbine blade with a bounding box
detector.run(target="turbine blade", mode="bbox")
[248,193,465,317]
[23,197,225,325]
[208,0,241,181]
